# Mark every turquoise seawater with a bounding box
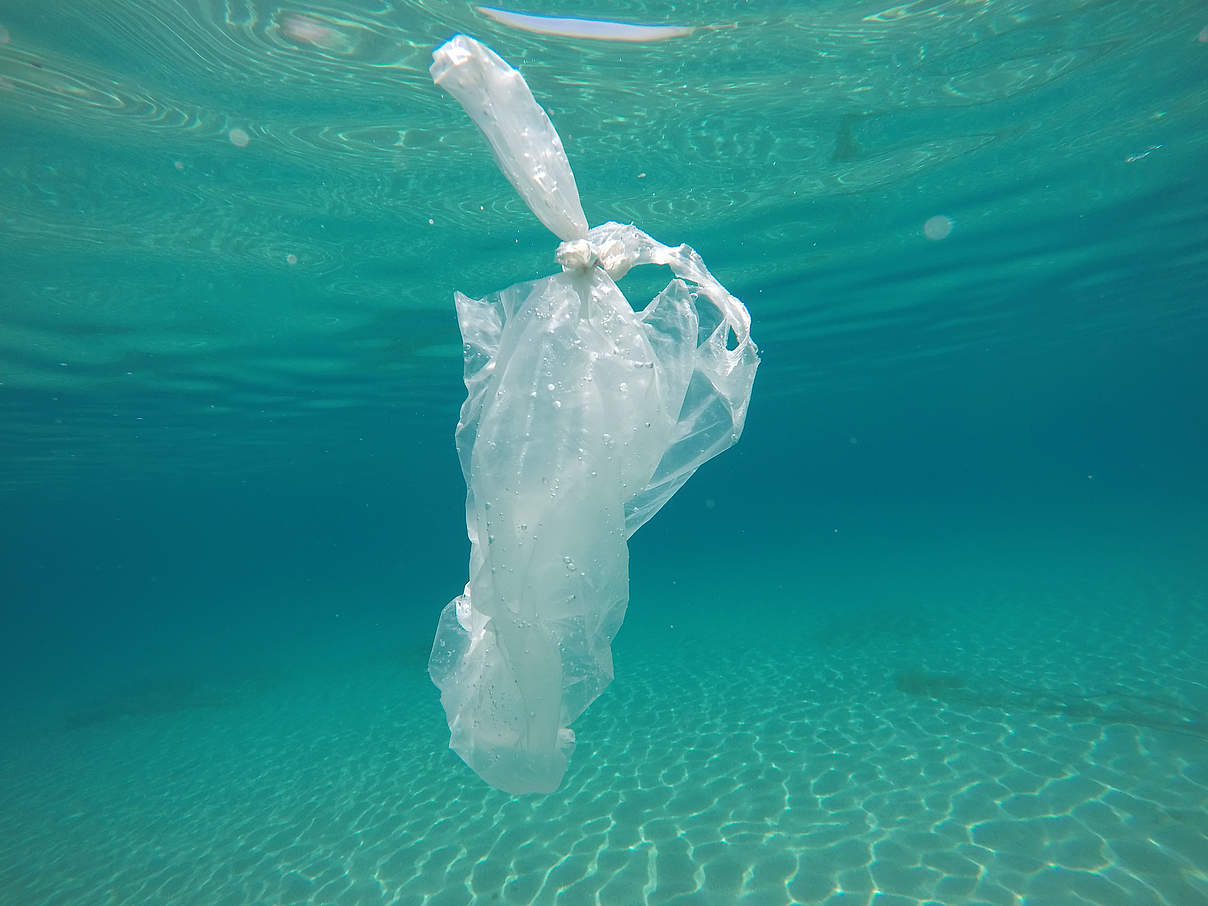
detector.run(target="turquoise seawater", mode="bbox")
[2,1,1207,904]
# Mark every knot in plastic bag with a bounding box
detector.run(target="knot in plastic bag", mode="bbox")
[555,235,632,278]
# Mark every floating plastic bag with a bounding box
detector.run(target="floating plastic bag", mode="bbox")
[428,35,759,794]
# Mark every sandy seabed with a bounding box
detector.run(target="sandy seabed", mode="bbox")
[2,553,1205,906]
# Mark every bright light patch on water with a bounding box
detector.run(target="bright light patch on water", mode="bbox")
[923,214,953,240]
[282,15,337,49]
[477,6,694,42]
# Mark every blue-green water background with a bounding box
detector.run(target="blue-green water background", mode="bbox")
[2,1,1207,904]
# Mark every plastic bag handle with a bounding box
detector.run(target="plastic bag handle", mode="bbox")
[558,223,753,351]
[432,35,589,241]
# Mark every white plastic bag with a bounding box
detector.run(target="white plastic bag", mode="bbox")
[428,35,759,794]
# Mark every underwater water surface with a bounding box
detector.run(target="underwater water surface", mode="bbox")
[1,0,1207,904]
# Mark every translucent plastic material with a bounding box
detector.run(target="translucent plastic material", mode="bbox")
[431,35,587,241]
[428,35,759,794]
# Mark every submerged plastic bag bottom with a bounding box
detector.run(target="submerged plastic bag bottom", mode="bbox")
[429,223,757,794]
